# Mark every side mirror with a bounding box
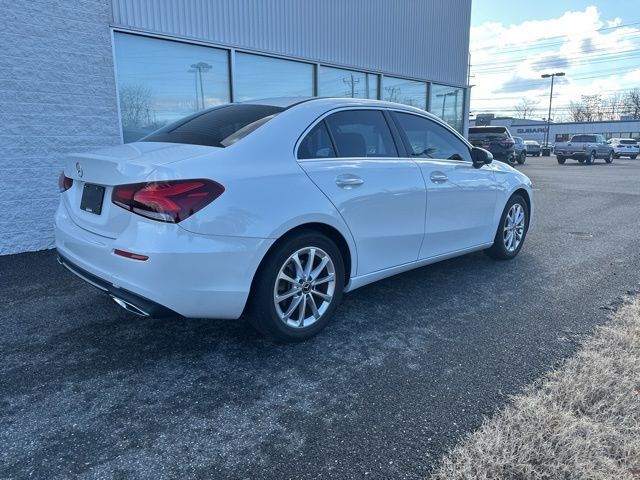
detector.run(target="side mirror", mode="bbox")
[471,147,493,168]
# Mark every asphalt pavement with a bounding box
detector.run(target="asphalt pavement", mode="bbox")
[2,156,639,479]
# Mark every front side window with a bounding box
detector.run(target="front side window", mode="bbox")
[325,110,398,158]
[142,104,284,147]
[394,112,471,161]
[298,122,336,159]
[114,33,230,143]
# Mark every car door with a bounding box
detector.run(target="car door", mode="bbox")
[391,111,498,259]
[597,135,609,157]
[297,109,426,276]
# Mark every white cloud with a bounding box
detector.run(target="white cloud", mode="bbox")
[469,6,640,118]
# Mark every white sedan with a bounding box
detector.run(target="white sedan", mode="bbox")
[55,98,534,341]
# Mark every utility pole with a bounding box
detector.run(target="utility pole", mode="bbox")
[541,72,565,146]
[343,74,360,98]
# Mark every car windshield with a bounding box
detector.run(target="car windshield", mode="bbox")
[141,104,285,147]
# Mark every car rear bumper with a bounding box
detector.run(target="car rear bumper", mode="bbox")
[54,202,274,319]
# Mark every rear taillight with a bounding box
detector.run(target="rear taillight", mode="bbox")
[112,179,224,223]
[58,173,73,193]
[500,139,515,148]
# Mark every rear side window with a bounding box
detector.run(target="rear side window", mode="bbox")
[571,135,597,143]
[394,112,471,161]
[141,104,284,147]
[298,122,336,159]
[325,110,398,158]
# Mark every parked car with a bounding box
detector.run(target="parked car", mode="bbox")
[468,126,517,165]
[608,138,639,159]
[55,98,534,342]
[524,140,541,156]
[554,134,615,164]
[513,137,527,164]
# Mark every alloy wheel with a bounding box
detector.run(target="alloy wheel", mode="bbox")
[503,203,526,253]
[273,247,336,329]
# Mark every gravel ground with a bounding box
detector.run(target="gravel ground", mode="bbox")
[1,156,639,479]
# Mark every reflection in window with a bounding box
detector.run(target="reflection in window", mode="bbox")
[383,76,427,110]
[114,33,230,143]
[235,53,313,101]
[430,84,464,133]
[319,66,378,99]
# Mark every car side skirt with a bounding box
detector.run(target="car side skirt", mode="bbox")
[344,242,494,292]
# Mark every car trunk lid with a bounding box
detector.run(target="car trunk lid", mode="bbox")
[62,142,219,238]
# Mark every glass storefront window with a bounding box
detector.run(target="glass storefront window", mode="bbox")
[114,33,230,143]
[383,76,427,110]
[318,66,378,99]
[430,83,464,133]
[234,53,313,101]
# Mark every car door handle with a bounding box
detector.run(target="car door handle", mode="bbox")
[335,174,364,189]
[430,171,448,184]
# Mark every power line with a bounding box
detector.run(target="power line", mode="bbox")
[470,20,640,54]
[472,46,640,74]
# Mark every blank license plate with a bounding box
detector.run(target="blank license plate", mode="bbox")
[80,183,105,215]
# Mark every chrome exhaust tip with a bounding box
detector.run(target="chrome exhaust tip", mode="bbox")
[110,295,150,317]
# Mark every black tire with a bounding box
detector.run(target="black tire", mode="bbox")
[557,155,566,164]
[247,231,345,342]
[631,155,638,160]
[605,151,614,164]
[536,153,541,157]
[517,151,526,165]
[506,154,517,167]
[485,194,529,260]
[586,151,596,164]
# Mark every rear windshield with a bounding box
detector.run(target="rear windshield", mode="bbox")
[469,127,509,140]
[571,135,596,143]
[141,104,285,147]
[620,139,638,145]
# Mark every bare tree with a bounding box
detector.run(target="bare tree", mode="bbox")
[568,100,587,122]
[119,83,154,128]
[622,88,640,120]
[513,98,539,119]
[605,92,624,120]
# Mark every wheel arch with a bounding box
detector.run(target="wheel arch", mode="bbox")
[512,188,532,227]
[250,222,355,295]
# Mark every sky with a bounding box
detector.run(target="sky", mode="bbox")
[469,1,640,120]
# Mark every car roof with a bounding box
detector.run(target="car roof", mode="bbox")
[243,96,443,118]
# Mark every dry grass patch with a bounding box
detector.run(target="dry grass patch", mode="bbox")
[431,298,640,480]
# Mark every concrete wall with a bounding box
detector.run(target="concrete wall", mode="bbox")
[0,0,121,255]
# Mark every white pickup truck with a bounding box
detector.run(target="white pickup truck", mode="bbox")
[554,134,615,165]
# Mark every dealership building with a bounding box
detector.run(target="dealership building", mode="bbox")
[471,115,640,143]
[1,0,472,255]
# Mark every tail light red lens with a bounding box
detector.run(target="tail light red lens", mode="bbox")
[58,173,73,193]
[500,140,515,148]
[112,179,224,223]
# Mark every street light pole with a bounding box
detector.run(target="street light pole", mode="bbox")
[541,72,565,146]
